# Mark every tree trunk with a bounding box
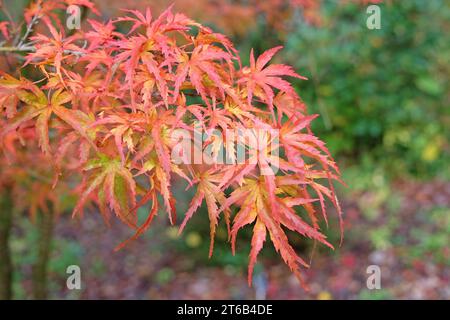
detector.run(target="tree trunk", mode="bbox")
[0,191,13,300]
[32,210,54,300]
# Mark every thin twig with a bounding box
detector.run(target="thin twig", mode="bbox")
[17,11,41,48]
[0,46,35,52]
[0,46,86,58]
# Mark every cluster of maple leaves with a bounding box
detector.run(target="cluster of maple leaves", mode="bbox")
[0,0,343,286]
[94,0,384,37]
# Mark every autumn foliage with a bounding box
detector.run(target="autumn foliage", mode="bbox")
[0,0,343,287]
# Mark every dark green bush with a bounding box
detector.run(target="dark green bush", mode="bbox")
[285,0,449,178]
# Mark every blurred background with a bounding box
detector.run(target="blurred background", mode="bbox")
[1,0,449,299]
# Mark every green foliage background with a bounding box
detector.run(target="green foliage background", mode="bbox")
[283,0,449,178]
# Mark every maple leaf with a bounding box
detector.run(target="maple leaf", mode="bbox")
[24,19,84,82]
[141,147,178,225]
[113,35,151,111]
[220,123,280,190]
[178,169,230,257]
[280,114,339,173]
[116,7,155,35]
[92,111,146,164]
[273,91,307,123]
[222,177,332,286]
[1,86,51,155]
[140,52,170,108]
[174,44,232,103]
[112,6,198,111]
[0,74,34,118]
[85,19,123,50]
[238,46,307,118]
[194,26,237,55]
[73,154,137,227]
[80,50,114,76]
[117,110,188,225]
[117,5,191,37]
[1,85,95,155]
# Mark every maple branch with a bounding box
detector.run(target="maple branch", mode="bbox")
[0,46,85,58]
[17,8,41,48]
[0,46,35,52]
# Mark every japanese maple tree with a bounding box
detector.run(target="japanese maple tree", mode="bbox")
[0,0,343,291]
